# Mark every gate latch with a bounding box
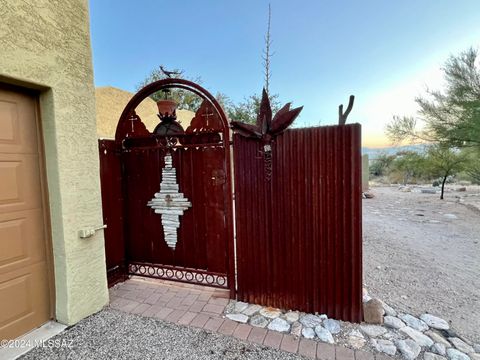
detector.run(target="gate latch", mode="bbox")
[211,169,226,185]
[79,224,107,239]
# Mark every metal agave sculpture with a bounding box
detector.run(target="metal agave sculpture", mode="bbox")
[231,88,303,142]
[231,89,303,181]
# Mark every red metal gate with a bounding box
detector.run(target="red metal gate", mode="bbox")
[99,79,235,294]
[122,137,231,288]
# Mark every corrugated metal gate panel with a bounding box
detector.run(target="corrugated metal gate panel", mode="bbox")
[233,124,362,322]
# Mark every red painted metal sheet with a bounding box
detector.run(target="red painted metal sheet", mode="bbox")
[233,124,363,322]
[98,139,127,286]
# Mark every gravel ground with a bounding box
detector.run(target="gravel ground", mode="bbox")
[20,309,307,360]
[363,185,480,344]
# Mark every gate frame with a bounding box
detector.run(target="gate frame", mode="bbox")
[113,79,236,297]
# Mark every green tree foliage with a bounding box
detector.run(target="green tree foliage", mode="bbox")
[391,151,426,185]
[466,160,480,184]
[386,48,480,149]
[138,67,282,124]
[424,145,467,199]
[369,153,395,176]
[225,93,281,124]
[136,66,203,111]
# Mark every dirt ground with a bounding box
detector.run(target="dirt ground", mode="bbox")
[363,185,480,344]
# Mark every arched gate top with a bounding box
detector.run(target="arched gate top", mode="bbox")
[115,78,230,143]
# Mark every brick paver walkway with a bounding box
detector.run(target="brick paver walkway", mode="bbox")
[109,277,389,360]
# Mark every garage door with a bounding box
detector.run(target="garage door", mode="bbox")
[0,86,51,340]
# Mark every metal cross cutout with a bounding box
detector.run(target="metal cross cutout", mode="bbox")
[201,106,215,127]
[129,112,138,131]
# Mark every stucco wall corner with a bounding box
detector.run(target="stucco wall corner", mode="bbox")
[0,0,109,327]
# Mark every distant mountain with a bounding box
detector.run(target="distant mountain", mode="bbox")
[362,144,426,159]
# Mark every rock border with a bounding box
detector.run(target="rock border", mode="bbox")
[223,290,479,360]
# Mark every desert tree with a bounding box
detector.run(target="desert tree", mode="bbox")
[386,47,480,149]
[369,152,396,177]
[226,93,281,124]
[424,145,467,199]
[391,151,426,185]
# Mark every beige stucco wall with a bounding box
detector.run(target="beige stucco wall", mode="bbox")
[0,0,108,324]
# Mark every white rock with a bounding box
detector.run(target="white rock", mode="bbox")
[424,352,447,360]
[420,314,450,330]
[449,338,474,354]
[314,325,335,344]
[299,314,324,328]
[323,319,341,334]
[290,321,302,337]
[382,302,397,317]
[382,331,395,340]
[242,304,262,316]
[375,339,397,356]
[360,325,387,337]
[400,326,434,347]
[302,327,316,339]
[350,329,365,338]
[446,348,470,360]
[363,294,372,303]
[259,307,282,319]
[432,343,447,356]
[234,301,249,313]
[426,331,451,347]
[224,301,235,314]
[226,313,249,323]
[249,314,269,328]
[284,311,299,323]
[348,330,366,349]
[267,318,290,333]
[396,339,421,360]
[469,354,480,360]
[400,314,429,332]
[474,344,480,353]
[444,213,457,219]
[384,316,406,329]
[383,330,403,341]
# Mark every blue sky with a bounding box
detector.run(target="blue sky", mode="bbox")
[89,0,480,147]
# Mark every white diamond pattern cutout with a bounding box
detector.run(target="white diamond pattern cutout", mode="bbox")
[147,153,191,249]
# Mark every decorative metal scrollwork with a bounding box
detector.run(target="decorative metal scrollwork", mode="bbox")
[128,262,228,289]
